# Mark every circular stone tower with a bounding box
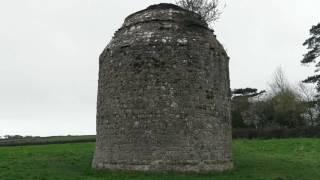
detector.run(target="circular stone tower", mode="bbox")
[93,3,233,172]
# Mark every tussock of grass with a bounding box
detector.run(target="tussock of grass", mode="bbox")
[0,139,319,180]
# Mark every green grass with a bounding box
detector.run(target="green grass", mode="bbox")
[0,139,319,180]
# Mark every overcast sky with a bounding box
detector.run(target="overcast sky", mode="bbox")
[1,0,319,137]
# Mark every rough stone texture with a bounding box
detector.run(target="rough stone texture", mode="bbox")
[92,3,233,173]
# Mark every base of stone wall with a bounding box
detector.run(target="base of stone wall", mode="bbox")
[92,161,233,173]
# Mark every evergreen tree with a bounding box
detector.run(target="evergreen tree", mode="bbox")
[302,23,320,92]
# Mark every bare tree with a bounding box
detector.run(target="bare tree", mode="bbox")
[297,83,317,102]
[297,83,319,126]
[267,67,308,128]
[269,67,291,95]
[175,0,222,25]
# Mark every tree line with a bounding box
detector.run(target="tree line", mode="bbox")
[232,68,320,129]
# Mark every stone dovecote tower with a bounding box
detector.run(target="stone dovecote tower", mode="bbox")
[92,3,233,172]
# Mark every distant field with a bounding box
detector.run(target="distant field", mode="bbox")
[0,135,96,147]
[0,139,319,180]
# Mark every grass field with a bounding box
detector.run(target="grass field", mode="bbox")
[0,135,96,147]
[0,139,319,180]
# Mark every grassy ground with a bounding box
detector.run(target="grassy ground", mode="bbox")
[0,139,319,180]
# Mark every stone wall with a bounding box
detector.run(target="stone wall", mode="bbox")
[92,3,233,173]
